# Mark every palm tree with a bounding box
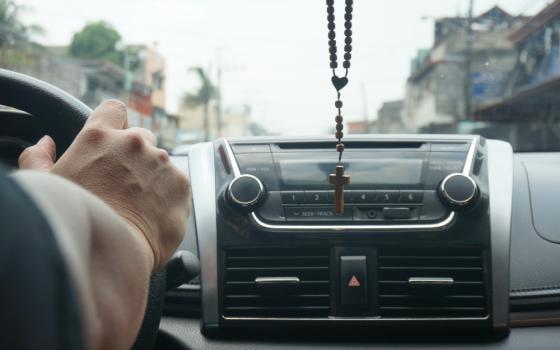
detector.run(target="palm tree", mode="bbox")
[182,67,217,141]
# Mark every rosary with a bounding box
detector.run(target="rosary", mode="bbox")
[326,0,353,214]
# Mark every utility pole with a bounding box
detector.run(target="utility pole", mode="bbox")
[216,65,223,137]
[464,0,474,121]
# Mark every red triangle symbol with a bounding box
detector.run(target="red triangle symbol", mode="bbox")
[348,275,361,288]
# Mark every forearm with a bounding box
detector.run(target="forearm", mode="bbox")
[12,170,154,350]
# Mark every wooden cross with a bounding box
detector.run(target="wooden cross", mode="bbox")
[329,165,350,214]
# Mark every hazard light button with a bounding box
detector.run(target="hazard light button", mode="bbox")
[340,255,368,309]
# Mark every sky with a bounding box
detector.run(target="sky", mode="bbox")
[19,0,547,135]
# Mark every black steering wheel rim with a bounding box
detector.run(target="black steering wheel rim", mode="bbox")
[0,68,90,156]
[0,69,164,350]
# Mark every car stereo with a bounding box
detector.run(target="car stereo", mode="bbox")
[188,135,513,337]
[222,137,478,231]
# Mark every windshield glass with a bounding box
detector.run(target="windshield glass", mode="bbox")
[2,0,558,151]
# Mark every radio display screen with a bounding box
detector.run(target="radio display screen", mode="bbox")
[277,158,424,187]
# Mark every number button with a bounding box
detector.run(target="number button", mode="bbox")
[305,191,329,204]
[375,190,399,203]
[281,192,305,204]
[399,191,424,203]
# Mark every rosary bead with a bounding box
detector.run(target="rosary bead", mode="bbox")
[327,14,335,22]
[344,29,352,37]
[335,131,344,139]
[344,53,351,60]
[335,100,343,108]
[328,31,336,39]
[335,115,343,123]
[327,5,334,14]
[346,5,353,13]
[326,0,334,5]
[328,22,335,30]
[345,0,353,5]
[345,36,352,45]
[328,39,336,47]
[329,46,337,54]
[344,44,352,52]
[330,61,338,69]
[345,21,352,29]
[330,54,337,62]
[336,124,344,131]
[345,13,353,21]
[343,61,351,68]
[336,143,345,152]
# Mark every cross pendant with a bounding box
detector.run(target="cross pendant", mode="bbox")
[329,164,350,214]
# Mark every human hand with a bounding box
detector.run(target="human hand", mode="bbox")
[19,100,191,271]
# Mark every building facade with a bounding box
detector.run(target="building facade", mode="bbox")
[474,0,560,151]
[404,7,526,133]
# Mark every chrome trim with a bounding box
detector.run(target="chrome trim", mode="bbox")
[223,316,489,322]
[224,140,241,176]
[408,277,454,285]
[249,210,456,232]
[255,277,300,284]
[439,173,478,207]
[486,140,513,330]
[222,137,478,232]
[227,174,265,207]
[462,136,479,175]
[189,142,220,327]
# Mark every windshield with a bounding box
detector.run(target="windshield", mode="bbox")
[2,0,558,151]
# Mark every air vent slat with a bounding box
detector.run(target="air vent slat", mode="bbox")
[223,248,331,318]
[377,247,488,319]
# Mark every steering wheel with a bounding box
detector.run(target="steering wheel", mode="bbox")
[0,69,166,350]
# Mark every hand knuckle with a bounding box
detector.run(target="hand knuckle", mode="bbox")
[124,132,144,151]
[80,127,106,145]
[176,172,191,191]
[18,147,34,164]
[157,149,169,162]
[103,99,126,111]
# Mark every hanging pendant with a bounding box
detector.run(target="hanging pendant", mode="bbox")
[329,164,350,214]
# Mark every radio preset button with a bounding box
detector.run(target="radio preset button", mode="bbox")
[281,192,305,204]
[399,190,424,203]
[347,191,376,203]
[285,207,352,221]
[305,191,329,204]
[375,190,399,203]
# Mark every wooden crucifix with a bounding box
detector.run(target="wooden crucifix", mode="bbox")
[329,165,350,214]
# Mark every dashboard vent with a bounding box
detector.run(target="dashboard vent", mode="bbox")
[378,247,488,318]
[223,248,331,318]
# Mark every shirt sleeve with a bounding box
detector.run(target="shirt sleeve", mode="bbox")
[0,168,84,350]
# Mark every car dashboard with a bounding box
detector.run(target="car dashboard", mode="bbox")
[159,134,560,348]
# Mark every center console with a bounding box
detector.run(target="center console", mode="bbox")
[188,135,513,337]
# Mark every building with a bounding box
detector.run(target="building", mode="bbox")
[474,0,560,151]
[377,100,405,133]
[176,104,252,144]
[4,44,178,148]
[405,6,527,133]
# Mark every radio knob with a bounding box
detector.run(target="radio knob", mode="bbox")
[227,174,266,210]
[438,173,478,209]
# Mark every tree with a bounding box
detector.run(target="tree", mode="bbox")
[0,0,43,65]
[182,67,217,142]
[69,21,122,65]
